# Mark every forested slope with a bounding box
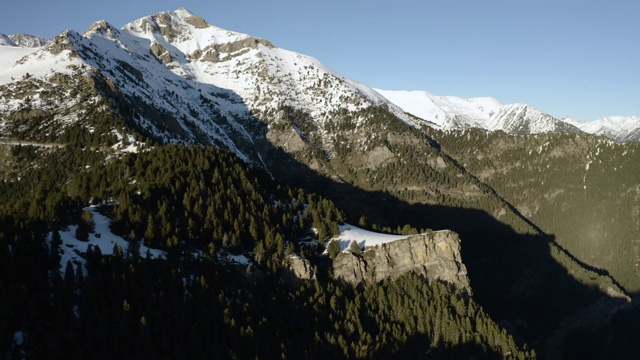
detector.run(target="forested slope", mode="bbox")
[0,143,532,359]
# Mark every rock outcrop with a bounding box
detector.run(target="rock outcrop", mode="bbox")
[332,231,471,294]
[283,255,316,286]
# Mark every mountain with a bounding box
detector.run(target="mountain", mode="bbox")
[0,8,405,166]
[376,89,582,135]
[1,8,638,358]
[563,115,640,142]
[0,34,17,46]
[372,89,501,129]
[8,34,50,48]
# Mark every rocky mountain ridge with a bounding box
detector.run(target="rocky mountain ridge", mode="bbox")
[332,231,471,294]
[0,8,408,167]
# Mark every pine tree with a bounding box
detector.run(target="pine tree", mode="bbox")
[348,240,361,254]
[327,240,341,259]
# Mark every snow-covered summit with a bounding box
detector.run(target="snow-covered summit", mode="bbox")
[124,7,255,51]
[563,116,640,142]
[487,103,579,134]
[376,89,579,135]
[0,8,406,166]
[0,34,50,48]
[9,34,50,48]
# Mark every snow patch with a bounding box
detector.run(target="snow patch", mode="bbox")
[226,253,251,265]
[55,206,166,275]
[329,223,418,251]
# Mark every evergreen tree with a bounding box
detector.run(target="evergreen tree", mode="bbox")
[348,240,361,254]
[327,240,341,259]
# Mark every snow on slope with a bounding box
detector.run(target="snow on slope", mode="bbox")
[329,224,442,251]
[55,206,166,275]
[486,103,579,134]
[0,8,411,164]
[376,89,580,135]
[375,89,502,129]
[0,45,40,70]
[121,7,392,118]
[0,30,84,83]
[563,116,640,142]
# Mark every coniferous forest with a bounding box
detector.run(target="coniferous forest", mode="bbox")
[0,143,533,359]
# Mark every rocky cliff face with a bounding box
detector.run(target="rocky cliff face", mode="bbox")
[282,255,317,286]
[332,230,471,293]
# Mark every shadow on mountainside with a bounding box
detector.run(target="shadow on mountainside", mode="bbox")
[255,138,629,356]
[95,68,627,356]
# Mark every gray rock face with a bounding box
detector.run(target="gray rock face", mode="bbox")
[283,255,316,286]
[332,231,471,294]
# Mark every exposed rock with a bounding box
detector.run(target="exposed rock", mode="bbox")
[198,38,274,64]
[184,14,209,29]
[9,34,50,48]
[45,31,77,56]
[332,231,471,293]
[283,255,316,286]
[150,42,173,64]
[427,155,447,169]
[366,145,395,169]
[267,128,307,153]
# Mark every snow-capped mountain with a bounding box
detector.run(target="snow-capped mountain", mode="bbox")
[1,4,636,169]
[9,34,50,48]
[486,103,580,134]
[375,89,581,135]
[373,89,502,130]
[0,33,49,48]
[563,116,640,142]
[0,8,407,165]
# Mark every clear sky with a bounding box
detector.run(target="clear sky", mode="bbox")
[1,0,638,121]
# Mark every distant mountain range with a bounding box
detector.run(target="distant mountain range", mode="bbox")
[0,33,49,47]
[376,89,640,142]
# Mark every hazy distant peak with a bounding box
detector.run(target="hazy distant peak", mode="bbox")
[376,89,580,135]
[0,34,17,46]
[562,115,640,142]
[9,34,50,48]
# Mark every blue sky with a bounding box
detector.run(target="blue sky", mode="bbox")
[2,0,638,120]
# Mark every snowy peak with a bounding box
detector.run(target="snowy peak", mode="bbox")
[377,89,578,135]
[377,89,639,141]
[1,34,50,48]
[0,8,404,166]
[487,103,579,134]
[563,116,640,142]
[9,34,50,48]
[84,20,121,39]
[123,8,259,52]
